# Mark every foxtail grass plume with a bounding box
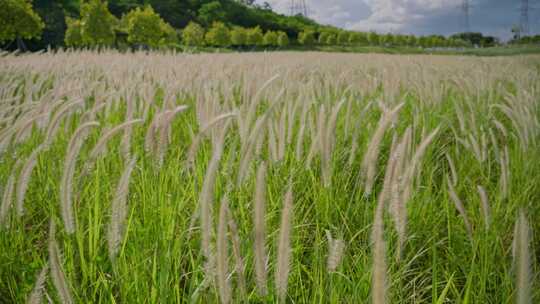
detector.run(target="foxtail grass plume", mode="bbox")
[361,102,404,196]
[276,184,293,303]
[16,147,43,217]
[108,157,137,261]
[217,196,231,304]
[253,162,268,295]
[446,177,473,240]
[325,230,345,273]
[1,165,17,227]
[228,210,247,299]
[476,185,491,229]
[513,209,532,304]
[48,221,73,304]
[61,121,99,234]
[27,263,48,304]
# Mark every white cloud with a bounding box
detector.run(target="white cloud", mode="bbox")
[256,0,535,39]
[348,0,461,33]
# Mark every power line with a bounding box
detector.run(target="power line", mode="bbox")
[289,0,308,17]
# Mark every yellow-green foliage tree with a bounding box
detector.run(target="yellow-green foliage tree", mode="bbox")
[230,26,247,46]
[182,21,205,46]
[205,22,230,47]
[80,0,118,47]
[337,31,349,45]
[0,0,44,48]
[318,31,330,45]
[122,6,177,48]
[277,31,289,47]
[298,30,315,45]
[65,17,84,47]
[263,31,278,46]
[326,34,337,45]
[246,26,263,46]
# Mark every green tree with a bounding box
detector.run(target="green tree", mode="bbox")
[230,26,247,46]
[263,30,278,46]
[182,21,205,46]
[406,35,417,47]
[298,30,315,45]
[64,17,84,47]
[337,31,349,45]
[205,21,230,47]
[246,26,263,46]
[122,5,176,48]
[326,33,336,45]
[368,32,379,45]
[348,32,367,45]
[318,31,330,44]
[277,31,289,47]
[0,0,44,49]
[80,0,117,47]
[198,1,225,26]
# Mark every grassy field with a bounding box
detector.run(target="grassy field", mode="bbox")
[0,51,539,303]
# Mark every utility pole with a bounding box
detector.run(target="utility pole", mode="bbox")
[520,0,530,36]
[462,0,470,33]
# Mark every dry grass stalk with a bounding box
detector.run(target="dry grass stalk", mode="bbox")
[276,184,293,303]
[107,157,137,261]
[253,162,268,295]
[513,209,531,304]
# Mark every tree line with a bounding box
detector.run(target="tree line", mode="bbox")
[0,0,522,51]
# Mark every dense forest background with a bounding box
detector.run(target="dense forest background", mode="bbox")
[2,0,539,51]
[8,0,320,50]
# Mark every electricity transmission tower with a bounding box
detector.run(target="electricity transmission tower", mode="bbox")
[461,0,470,33]
[520,0,530,35]
[289,0,308,17]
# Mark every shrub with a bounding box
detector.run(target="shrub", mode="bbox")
[205,22,230,47]
[182,21,205,47]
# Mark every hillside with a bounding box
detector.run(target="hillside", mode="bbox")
[22,0,321,50]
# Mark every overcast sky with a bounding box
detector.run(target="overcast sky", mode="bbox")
[258,0,539,40]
